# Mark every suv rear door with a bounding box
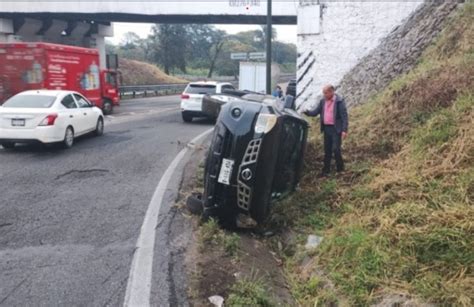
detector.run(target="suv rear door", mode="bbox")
[184,83,217,110]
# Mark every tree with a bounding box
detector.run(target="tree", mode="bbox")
[272,41,297,64]
[206,29,226,78]
[184,25,227,78]
[257,25,277,49]
[214,39,255,77]
[149,24,188,75]
[121,32,141,50]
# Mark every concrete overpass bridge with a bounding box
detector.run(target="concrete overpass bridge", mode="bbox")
[0,0,425,106]
[0,0,299,67]
[0,1,298,25]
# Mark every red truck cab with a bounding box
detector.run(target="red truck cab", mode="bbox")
[0,42,120,114]
[100,69,120,114]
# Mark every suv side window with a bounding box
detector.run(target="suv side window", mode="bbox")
[61,94,77,109]
[73,94,91,108]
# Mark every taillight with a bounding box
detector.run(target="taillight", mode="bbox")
[39,113,58,126]
[181,93,190,99]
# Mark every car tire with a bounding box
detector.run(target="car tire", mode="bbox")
[94,117,104,136]
[1,142,15,149]
[182,112,193,123]
[103,99,113,115]
[62,126,74,149]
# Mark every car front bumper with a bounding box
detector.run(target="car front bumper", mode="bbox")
[203,109,280,223]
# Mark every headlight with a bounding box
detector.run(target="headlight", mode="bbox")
[254,114,277,134]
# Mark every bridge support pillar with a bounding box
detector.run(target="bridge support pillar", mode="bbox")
[85,24,113,69]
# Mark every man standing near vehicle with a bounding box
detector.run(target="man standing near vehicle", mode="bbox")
[304,85,348,177]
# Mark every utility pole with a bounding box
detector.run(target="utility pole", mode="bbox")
[266,0,272,95]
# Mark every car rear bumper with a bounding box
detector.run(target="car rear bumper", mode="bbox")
[0,127,64,144]
[181,99,203,112]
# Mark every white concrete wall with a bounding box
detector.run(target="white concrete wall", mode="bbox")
[297,1,423,108]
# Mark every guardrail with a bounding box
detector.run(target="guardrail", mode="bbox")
[279,73,296,83]
[119,74,295,99]
[119,83,188,98]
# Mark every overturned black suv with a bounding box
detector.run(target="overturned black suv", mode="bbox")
[201,92,308,227]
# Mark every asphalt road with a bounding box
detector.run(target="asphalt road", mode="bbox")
[0,95,212,306]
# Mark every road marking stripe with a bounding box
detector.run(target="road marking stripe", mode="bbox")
[123,128,213,307]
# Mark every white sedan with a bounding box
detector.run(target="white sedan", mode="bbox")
[0,90,104,149]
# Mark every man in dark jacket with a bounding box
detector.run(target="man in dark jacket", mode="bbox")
[304,85,349,177]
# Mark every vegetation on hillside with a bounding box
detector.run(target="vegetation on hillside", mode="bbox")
[107,25,296,78]
[119,58,186,85]
[272,3,473,306]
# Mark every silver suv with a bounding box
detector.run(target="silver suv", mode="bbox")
[180,81,235,122]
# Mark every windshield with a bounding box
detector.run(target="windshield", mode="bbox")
[185,84,216,95]
[2,95,56,108]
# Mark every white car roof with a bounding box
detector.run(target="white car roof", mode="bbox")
[16,90,77,97]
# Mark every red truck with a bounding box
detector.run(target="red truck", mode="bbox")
[0,42,119,114]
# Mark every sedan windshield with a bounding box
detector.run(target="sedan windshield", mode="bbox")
[2,95,56,108]
[185,84,216,95]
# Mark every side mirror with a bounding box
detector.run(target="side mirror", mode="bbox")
[283,95,295,110]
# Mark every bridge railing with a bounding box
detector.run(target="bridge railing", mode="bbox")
[118,74,295,99]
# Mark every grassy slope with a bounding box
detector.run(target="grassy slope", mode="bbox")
[119,58,186,86]
[275,4,473,306]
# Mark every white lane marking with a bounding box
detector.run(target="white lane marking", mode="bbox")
[123,128,213,307]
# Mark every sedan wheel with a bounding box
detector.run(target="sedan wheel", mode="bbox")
[62,127,74,149]
[95,118,104,136]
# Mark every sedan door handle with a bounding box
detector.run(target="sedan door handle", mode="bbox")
[69,115,74,118]
[83,113,87,116]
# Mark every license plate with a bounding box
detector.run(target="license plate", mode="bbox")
[11,119,25,127]
[218,158,234,185]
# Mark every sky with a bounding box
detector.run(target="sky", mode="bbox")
[107,23,297,45]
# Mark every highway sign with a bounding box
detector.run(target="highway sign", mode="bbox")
[231,52,248,60]
[249,52,266,60]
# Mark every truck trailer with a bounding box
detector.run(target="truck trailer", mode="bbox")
[0,42,119,114]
